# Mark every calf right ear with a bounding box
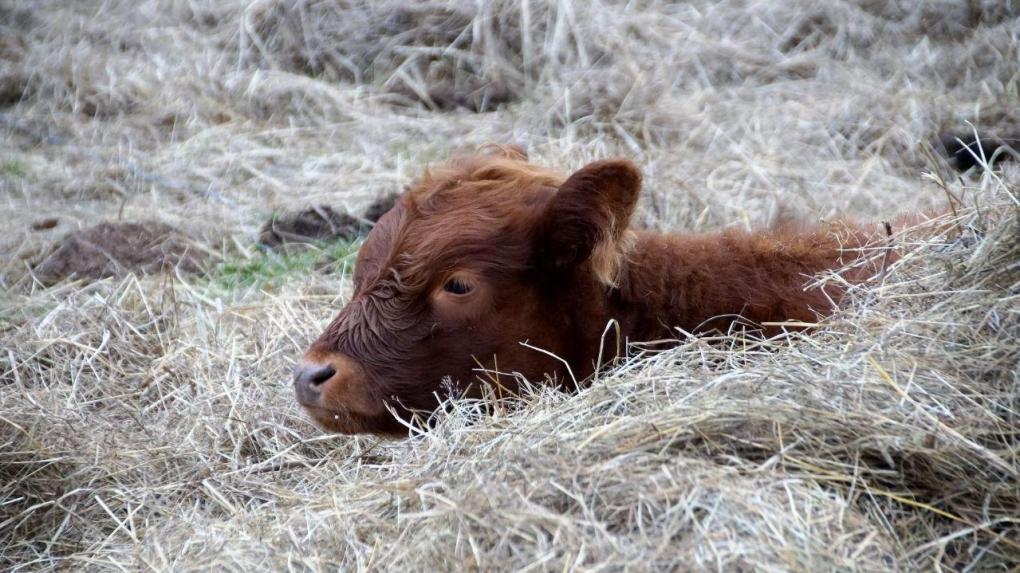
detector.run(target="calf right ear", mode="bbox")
[534,160,642,285]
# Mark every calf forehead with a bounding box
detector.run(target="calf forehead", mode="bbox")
[360,186,555,283]
[354,153,566,289]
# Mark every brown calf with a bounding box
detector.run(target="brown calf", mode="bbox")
[294,147,881,435]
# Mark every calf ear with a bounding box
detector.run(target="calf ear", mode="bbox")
[535,160,642,284]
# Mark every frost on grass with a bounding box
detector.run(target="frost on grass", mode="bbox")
[1,0,1019,571]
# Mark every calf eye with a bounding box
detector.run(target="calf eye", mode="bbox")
[443,277,472,295]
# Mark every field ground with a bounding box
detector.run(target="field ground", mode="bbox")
[1,1,1019,571]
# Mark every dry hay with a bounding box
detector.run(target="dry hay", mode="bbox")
[1,0,1019,571]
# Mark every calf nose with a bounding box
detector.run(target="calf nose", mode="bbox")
[293,362,337,405]
[297,363,336,386]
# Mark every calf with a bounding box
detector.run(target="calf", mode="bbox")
[294,147,882,435]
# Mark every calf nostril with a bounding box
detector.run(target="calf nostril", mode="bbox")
[307,365,336,386]
[295,363,337,390]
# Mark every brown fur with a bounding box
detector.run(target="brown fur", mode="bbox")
[294,148,886,435]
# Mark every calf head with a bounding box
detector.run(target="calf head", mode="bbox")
[295,148,642,435]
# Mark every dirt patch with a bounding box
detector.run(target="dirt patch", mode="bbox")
[0,69,28,107]
[362,192,399,223]
[937,133,1019,171]
[33,221,206,285]
[30,217,59,231]
[259,205,365,249]
[260,193,400,249]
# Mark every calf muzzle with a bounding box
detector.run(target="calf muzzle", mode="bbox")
[293,362,337,406]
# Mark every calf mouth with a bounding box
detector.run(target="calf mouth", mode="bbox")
[299,402,407,436]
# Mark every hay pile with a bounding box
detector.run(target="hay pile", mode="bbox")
[1,0,1018,570]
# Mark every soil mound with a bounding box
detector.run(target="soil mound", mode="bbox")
[258,205,365,249]
[259,193,400,249]
[33,220,205,285]
[937,133,1019,171]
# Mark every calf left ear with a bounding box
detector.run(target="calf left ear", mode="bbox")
[535,160,642,285]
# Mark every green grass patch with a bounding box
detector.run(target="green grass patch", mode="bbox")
[209,240,359,291]
[1,159,28,179]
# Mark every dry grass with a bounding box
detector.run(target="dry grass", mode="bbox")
[2,0,1019,570]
